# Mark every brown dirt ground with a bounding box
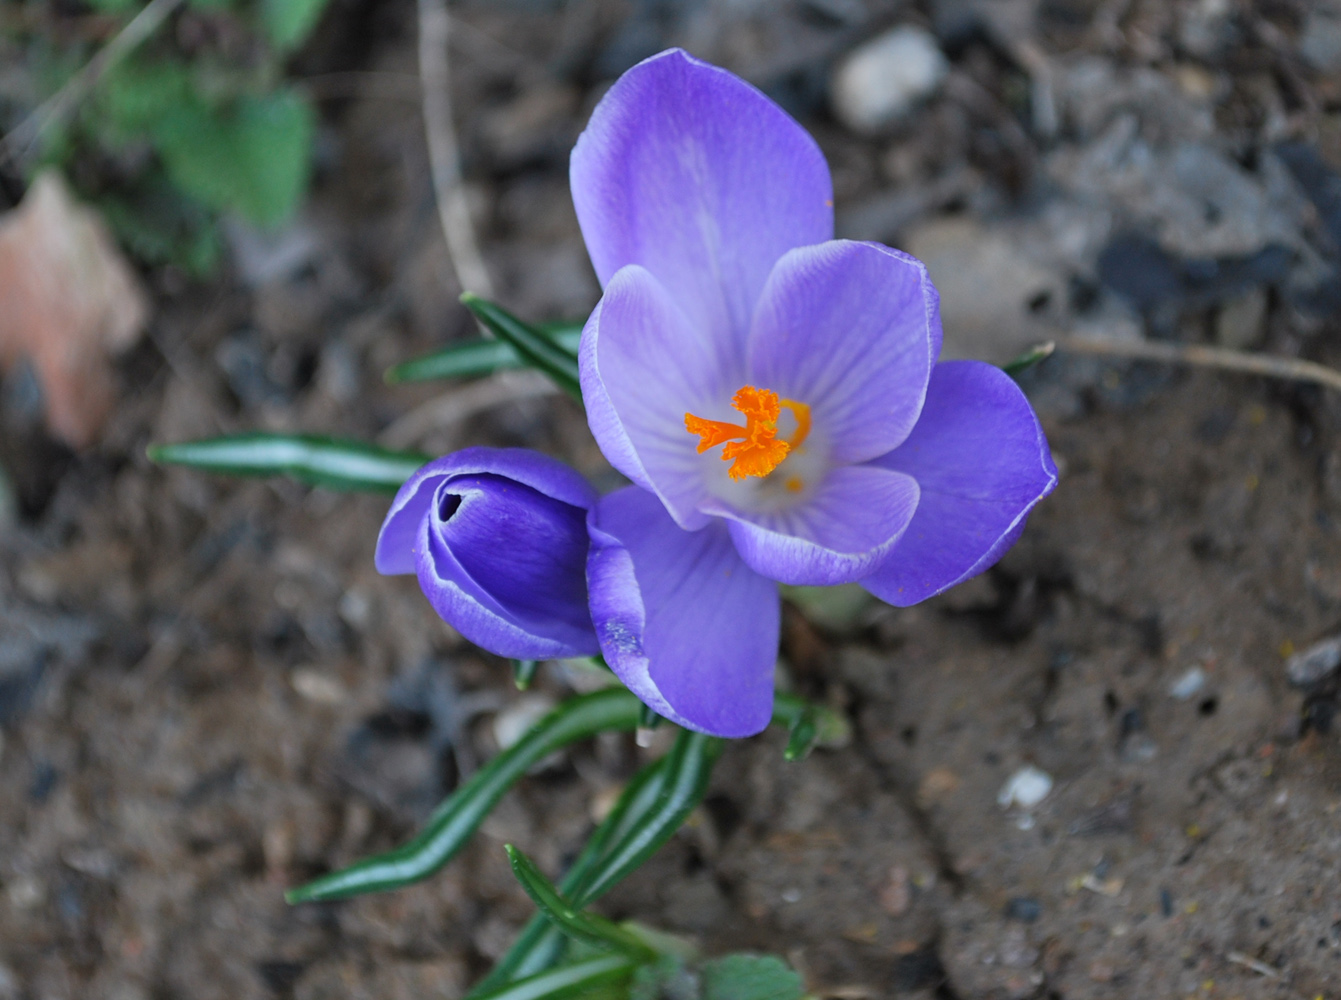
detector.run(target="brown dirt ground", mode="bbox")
[4,2,1341,999]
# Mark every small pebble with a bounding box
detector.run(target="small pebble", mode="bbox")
[1080,873,1124,897]
[5,876,43,911]
[0,463,15,534]
[1169,666,1207,700]
[880,865,912,916]
[918,766,960,805]
[830,26,948,134]
[493,693,558,751]
[589,784,623,825]
[1214,287,1266,350]
[998,765,1053,810]
[1300,10,1341,73]
[1285,636,1341,689]
[292,668,347,705]
[1004,896,1042,923]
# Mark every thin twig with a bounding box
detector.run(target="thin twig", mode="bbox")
[1054,336,1341,395]
[1225,950,1281,980]
[1,0,185,165]
[416,0,493,299]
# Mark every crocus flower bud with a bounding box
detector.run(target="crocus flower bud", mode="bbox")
[375,447,600,660]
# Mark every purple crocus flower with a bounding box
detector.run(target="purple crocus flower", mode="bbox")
[375,447,600,660]
[572,49,1057,737]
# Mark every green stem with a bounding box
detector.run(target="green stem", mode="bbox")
[465,954,636,1000]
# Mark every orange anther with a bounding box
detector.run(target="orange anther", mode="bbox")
[685,386,810,481]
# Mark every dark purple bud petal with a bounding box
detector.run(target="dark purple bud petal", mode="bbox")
[376,448,600,659]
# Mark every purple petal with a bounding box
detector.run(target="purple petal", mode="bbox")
[587,486,779,737]
[571,48,832,358]
[580,265,727,531]
[376,448,599,659]
[416,472,598,659]
[862,361,1057,607]
[703,465,920,586]
[376,447,597,574]
[748,240,942,465]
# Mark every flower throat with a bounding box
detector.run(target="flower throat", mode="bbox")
[685,386,811,482]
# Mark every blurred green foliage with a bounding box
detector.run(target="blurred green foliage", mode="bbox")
[14,0,332,273]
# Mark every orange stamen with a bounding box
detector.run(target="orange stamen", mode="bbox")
[685,386,811,481]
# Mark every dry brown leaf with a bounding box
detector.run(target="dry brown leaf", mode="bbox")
[0,170,148,448]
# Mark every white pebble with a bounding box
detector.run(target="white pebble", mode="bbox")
[997,765,1053,810]
[1168,666,1206,701]
[830,26,948,134]
[292,668,347,705]
[493,693,558,751]
[1286,636,1341,688]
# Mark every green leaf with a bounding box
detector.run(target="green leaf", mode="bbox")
[474,695,838,993]
[570,730,724,903]
[782,707,818,762]
[98,172,223,275]
[262,0,333,52]
[512,660,539,691]
[148,434,428,493]
[780,582,873,633]
[700,954,806,1000]
[505,847,657,960]
[770,693,850,760]
[637,703,663,729]
[1001,341,1055,378]
[99,58,192,138]
[385,325,583,385]
[287,688,645,903]
[85,0,143,13]
[629,957,695,1000]
[472,759,674,995]
[153,88,314,227]
[466,954,637,1000]
[461,294,583,401]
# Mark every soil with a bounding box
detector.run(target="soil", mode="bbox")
[4,1,1341,998]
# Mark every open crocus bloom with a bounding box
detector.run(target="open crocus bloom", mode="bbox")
[376,447,600,660]
[574,49,1058,737]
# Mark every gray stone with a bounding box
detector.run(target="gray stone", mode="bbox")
[1214,287,1267,349]
[0,461,15,534]
[1300,11,1341,74]
[901,216,1066,362]
[1179,0,1237,59]
[830,27,948,134]
[223,215,321,287]
[1047,124,1307,260]
[1285,636,1341,689]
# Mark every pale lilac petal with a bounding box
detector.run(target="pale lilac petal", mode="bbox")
[748,241,942,465]
[587,487,779,737]
[375,447,597,574]
[580,265,729,531]
[863,361,1057,607]
[571,48,833,359]
[702,465,920,586]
